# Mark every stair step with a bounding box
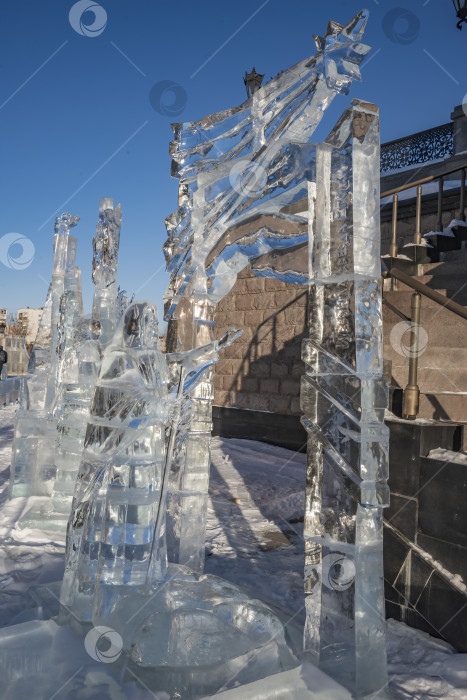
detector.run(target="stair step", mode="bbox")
[418,392,467,425]
[383,289,467,313]
[416,273,467,289]
[436,248,467,263]
[383,316,467,350]
[389,390,467,449]
[423,259,467,274]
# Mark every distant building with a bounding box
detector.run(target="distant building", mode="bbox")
[17,307,43,345]
[0,308,6,328]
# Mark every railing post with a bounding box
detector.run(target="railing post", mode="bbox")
[402,291,421,420]
[437,176,444,232]
[460,168,466,222]
[390,193,398,257]
[414,185,422,244]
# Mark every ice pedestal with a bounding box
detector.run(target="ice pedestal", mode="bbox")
[58,564,302,698]
[9,410,57,499]
[0,571,304,699]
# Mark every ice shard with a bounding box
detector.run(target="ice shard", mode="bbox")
[301,100,389,697]
[163,10,370,572]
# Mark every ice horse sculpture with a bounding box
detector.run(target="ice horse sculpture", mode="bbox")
[163,10,371,575]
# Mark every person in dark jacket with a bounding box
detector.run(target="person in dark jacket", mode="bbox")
[0,345,8,378]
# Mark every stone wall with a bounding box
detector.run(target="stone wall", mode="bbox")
[214,267,307,415]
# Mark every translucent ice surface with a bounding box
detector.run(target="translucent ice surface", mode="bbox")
[301,100,389,697]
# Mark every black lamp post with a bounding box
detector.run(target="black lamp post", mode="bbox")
[244,67,264,99]
[452,0,467,29]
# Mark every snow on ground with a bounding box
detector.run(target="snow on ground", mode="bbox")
[0,403,467,698]
[0,404,65,627]
[428,447,467,466]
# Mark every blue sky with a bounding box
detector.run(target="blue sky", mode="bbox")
[0,0,465,320]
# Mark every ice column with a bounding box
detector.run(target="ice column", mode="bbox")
[301,100,389,697]
[10,215,79,499]
[45,214,80,411]
[91,198,122,347]
[166,294,216,572]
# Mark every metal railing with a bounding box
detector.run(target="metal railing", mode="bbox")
[381,160,467,420]
[380,122,454,172]
[381,161,467,258]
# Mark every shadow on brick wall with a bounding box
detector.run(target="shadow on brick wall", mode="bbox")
[215,274,308,416]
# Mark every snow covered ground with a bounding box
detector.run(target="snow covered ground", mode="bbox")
[0,403,467,698]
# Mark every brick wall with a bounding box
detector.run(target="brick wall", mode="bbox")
[214,267,307,415]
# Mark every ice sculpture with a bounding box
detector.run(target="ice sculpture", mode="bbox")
[10,214,81,499]
[60,301,240,620]
[300,101,389,697]
[163,10,370,571]
[17,320,105,530]
[17,200,122,528]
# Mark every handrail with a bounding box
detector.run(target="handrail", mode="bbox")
[380,161,467,198]
[382,267,467,321]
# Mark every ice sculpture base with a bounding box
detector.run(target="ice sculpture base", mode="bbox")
[59,564,302,697]
[17,500,68,532]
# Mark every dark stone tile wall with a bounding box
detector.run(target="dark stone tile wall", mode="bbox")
[385,418,467,651]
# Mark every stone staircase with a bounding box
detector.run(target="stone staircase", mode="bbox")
[383,246,467,441]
